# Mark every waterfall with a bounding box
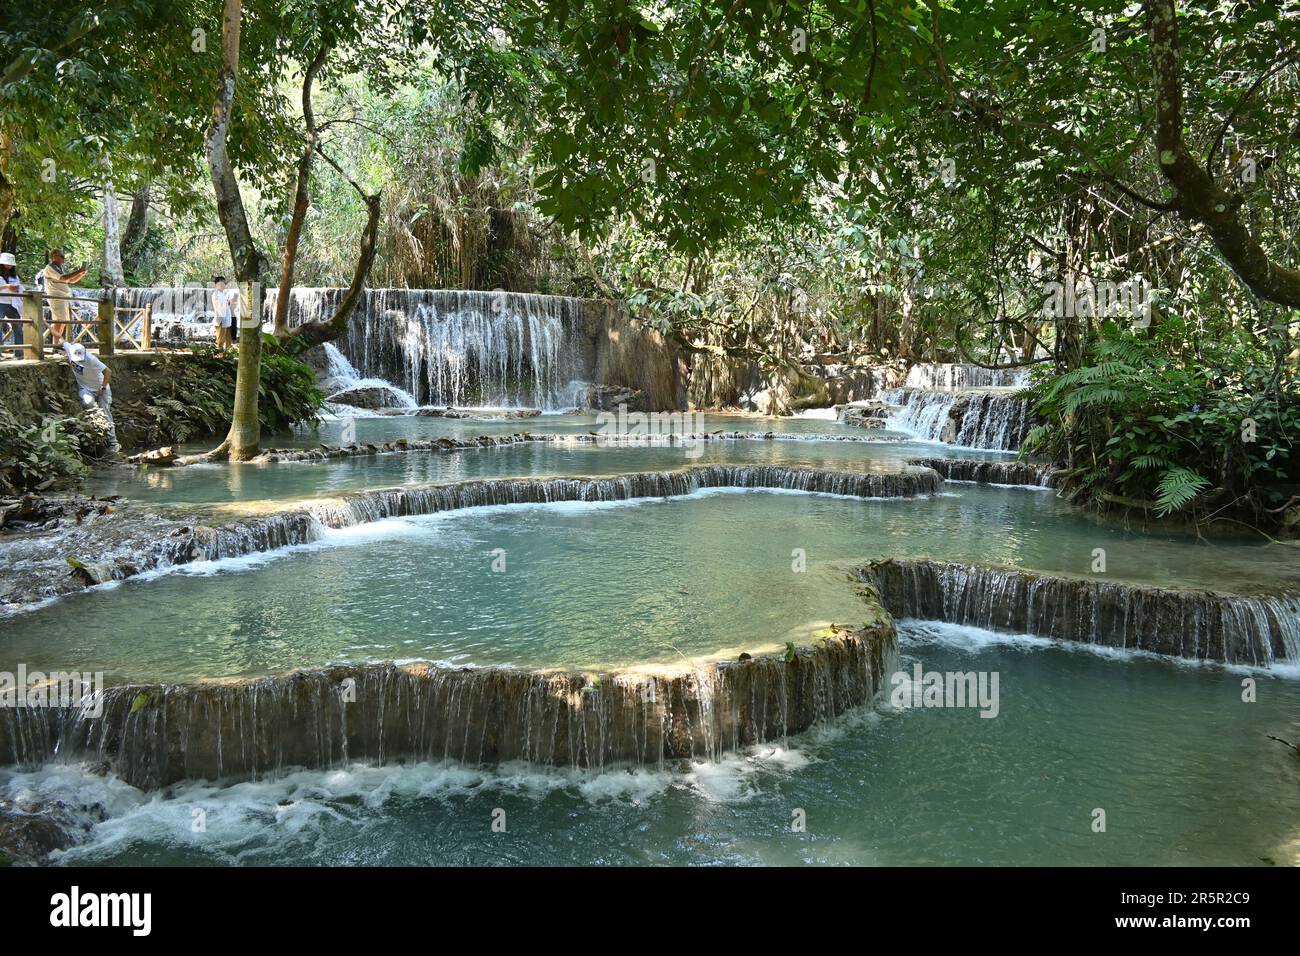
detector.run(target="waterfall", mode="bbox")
[905,363,1029,389]
[858,558,1300,666]
[320,343,417,409]
[265,287,587,409]
[0,625,897,788]
[113,285,223,344]
[318,465,942,527]
[907,458,1057,487]
[886,388,1034,450]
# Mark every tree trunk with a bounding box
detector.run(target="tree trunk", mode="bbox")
[121,184,152,276]
[273,47,330,337]
[281,193,382,354]
[1143,0,1300,307]
[203,0,267,461]
[0,122,14,241]
[227,279,262,453]
[101,167,126,286]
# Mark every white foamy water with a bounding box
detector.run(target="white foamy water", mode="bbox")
[321,343,418,410]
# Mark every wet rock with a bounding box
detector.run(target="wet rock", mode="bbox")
[907,457,1057,487]
[0,808,80,866]
[575,384,648,411]
[0,494,120,533]
[65,556,118,585]
[327,386,411,410]
[838,402,895,428]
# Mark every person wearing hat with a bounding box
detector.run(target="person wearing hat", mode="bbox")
[49,325,119,453]
[0,252,22,357]
[42,249,89,342]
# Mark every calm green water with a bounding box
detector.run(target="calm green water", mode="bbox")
[87,410,993,507]
[3,487,1294,683]
[186,410,903,451]
[86,436,944,506]
[8,623,1299,866]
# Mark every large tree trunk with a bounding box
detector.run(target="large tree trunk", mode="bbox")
[273,46,329,337]
[121,184,152,276]
[0,123,14,241]
[1143,0,1300,307]
[101,168,126,286]
[203,0,267,462]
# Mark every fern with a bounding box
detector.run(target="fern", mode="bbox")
[1154,467,1209,516]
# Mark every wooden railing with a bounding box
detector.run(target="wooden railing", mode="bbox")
[0,290,152,361]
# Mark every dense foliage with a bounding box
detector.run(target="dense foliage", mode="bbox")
[140,342,324,445]
[0,408,95,494]
[1024,322,1298,530]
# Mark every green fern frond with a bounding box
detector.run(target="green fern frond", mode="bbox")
[1154,467,1209,516]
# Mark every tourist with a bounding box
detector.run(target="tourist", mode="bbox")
[0,252,22,357]
[48,325,120,453]
[227,279,242,345]
[42,249,89,345]
[212,275,234,349]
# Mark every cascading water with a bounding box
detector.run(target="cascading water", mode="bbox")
[0,463,944,613]
[0,621,897,788]
[907,458,1057,487]
[266,288,587,409]
[885,389,1034,451]
[320,343,417,409]
[113,285,224,344]
[858,558,1300,666]
[905,363,1029,389]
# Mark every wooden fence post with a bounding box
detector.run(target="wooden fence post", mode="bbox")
[21,292,45,361]
[98,295,115,356]
[142,303,153,351]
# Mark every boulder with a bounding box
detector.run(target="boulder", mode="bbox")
[327,386,410,410]
[575,384,649,412]
[0,808,80,866]
[837,402,894,428]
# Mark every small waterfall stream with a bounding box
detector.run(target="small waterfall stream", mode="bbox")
[0,629,897,787]
[320,343,418,409]
[859,558,1300,666]
[904,363,1029,389]
[886,389,1034,450]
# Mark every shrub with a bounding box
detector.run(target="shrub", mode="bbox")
[142,340,324,443]
[1023,321,1299,528]
[0,408,90,495]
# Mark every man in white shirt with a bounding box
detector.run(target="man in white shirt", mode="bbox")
[49,329,119,453]
[212,275,234,349]
[43,249,89,340]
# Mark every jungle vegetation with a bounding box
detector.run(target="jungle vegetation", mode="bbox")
[1,1,1296,527]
